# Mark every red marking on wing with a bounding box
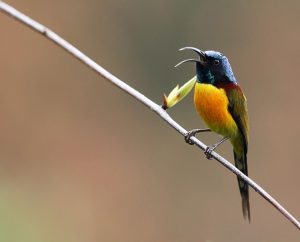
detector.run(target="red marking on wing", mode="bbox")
[215,82,241,92]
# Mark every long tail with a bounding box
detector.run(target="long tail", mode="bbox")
[234,151,250,222]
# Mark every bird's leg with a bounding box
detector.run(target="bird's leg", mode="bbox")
[184,128,211,145]
[205,137,229,159]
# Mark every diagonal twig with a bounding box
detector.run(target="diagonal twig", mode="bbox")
[0,1,299,230]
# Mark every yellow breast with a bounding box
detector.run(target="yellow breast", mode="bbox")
[194,83,238,137]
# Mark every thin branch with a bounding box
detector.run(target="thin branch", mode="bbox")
[1,1,299,230]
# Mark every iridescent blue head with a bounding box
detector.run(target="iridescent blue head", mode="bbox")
[175,47,237,85]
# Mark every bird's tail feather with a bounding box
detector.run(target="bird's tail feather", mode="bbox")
[234,151,250,222]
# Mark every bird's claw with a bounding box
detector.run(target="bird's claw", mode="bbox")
[184,130,197,145]
[204,146,215,160]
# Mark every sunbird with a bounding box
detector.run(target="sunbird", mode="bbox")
[176,47,250,221]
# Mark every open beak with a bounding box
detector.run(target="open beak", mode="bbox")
[174,47,206,68]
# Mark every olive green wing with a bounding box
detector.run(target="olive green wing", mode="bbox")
[226,85,249,154]
[226,85,250,221]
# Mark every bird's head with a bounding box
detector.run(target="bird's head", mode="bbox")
[175,47,237,85]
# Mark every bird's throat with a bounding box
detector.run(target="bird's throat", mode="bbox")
[196,68,215,85]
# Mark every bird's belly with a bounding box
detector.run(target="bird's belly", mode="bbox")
[194,83,238,137]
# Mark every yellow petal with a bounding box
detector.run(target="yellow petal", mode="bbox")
[162,76,196,109]
[168,85,179,99]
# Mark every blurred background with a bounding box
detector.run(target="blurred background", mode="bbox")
[0,0,299,241]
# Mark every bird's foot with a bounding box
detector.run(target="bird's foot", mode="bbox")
[184,128,211,145]
[184,130,198,145]
[204,145,216,160]
[204,137,229,159]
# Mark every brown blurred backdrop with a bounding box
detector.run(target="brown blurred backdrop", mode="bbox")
[0,0,299,241]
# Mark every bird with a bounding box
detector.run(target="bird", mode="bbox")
[175,47,250,221]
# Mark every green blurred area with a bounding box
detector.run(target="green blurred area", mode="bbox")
[0,0,299,241]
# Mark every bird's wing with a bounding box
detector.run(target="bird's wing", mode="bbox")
[225,84,250,221]
[226,84,249,153]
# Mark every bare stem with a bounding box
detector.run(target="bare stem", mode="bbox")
[1,1,299,230]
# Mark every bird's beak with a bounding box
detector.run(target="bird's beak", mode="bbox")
[174,47,206,68]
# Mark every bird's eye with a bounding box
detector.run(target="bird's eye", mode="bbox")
[213,59,220,65]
